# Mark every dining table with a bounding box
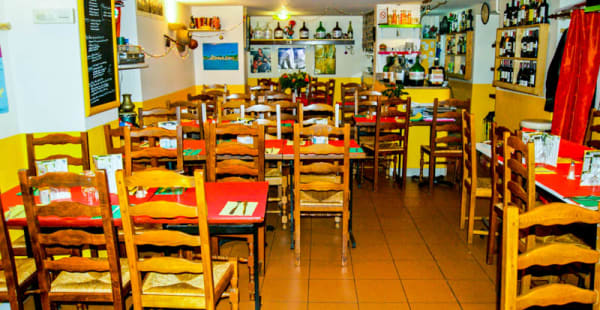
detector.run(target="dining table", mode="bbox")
[1,181,268,310]
[476,139,599,209]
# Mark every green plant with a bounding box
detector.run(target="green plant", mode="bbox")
[279,71,311,91]
[382,83,408,99]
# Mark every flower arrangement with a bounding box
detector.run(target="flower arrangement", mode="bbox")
[382,83,408,99]
[283,20,296,39]
[279,71,311,91]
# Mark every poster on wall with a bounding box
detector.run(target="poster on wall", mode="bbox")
[278,48,305,70]
[203,43,239,70]
[250,47,271,73]
[314,45,336,75]
[0,45,8,114]
[137,0,163,17]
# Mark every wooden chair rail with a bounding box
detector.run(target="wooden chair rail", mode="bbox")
[134,230,202,247]
[137,256,204,274]
[129,201,198,218]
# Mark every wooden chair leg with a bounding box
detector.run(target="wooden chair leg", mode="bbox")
[467,189,476,244]
[281,178,288,229]
[459,182,467,230]
[210,236,220,255]
[247,234,255,300]
[419,150,425,183]
[258,225,265,275]
[294,202,301,265]
[486,209,499,265]
[428,155,435,191]
[373,152,379,192]
[401,152,408,188]
[230,259,239,310]
[341,209,349,266]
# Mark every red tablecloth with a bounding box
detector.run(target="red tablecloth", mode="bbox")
[2,182,268,227]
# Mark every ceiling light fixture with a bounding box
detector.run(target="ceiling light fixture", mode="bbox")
[274,6,290,21]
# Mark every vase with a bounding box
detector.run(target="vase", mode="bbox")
[119,94,135,113]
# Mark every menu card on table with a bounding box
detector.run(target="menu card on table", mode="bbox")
[522,132,560,167]
[580,150,600,186]
[93,154,123,193]
[158,121,177,149]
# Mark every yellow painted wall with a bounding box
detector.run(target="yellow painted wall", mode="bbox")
[449,80,496,141]
[0,134,27,191]
[495,89,552,131]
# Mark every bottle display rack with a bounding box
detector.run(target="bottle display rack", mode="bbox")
[444,30,473,80]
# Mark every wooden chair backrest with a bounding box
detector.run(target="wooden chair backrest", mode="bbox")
[308,81,329,105]
[375,97,411,152]
[188,95,218,123]
[220,93,251,123]
[299,103,336,127]
[0,187,21,306]
[326,79,335,101]
[490,123,514,208]
[207,123,265,183]
[104,125,126,155]
[138,107,176,128]
[355,90,381,116]
[264,91,292,102]
[502,132,535,214]
[18,169,124,304]
[340,82,362,105]
[123,126,183,176]
[116,169,217,309]
[585,108,600,149]
[257,78,279,91]
[501,202,600,310]
[293,123,350,195]
[429,98,471,152]
[26,132,90,176]
[246,103,280,139]
[461,110,476,191]
[174,103,202,139]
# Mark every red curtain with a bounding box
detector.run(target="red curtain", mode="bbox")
[551,10,600,144]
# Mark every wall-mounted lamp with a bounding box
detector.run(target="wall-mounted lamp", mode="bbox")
[274,6,290,21]
[166,23,198,53]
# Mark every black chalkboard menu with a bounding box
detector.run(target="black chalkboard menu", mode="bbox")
[79,0,119,115]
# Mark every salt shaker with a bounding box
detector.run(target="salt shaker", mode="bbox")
[567,161,576,180]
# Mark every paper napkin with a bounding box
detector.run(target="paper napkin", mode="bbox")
[4,205,25,220]
[219,201,258,216]
[266,148,280,154]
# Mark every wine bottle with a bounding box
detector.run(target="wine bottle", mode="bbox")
[408,55,425,87]
[539,0,549,23]
[508,60,514,83]
[316,21,326,39]
[504,3,510,27]
[265,23,273,40]
[254,22,264,39]
[520,31,529,58]
[520,0,527,25]
[332,21,343,39]
[274,22,284,39]
[529,0,538,24]
[498,61,504,82]
[299,21,309,39]
[428,58,445,86]
[511,0,518,26]
[382,56,393,83]
[499,32,506,57]
[467,9,473,30]
[389,57,399,85]
[529,61,537,87]
[531,30,538,58]
[347,21,354,39]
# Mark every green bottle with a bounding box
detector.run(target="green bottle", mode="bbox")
[408,55,425,87]
[316,21,326,39]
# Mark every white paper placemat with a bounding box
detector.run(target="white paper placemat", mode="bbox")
[219,201,258,216]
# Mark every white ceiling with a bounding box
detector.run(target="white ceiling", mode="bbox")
[176,0,488,16]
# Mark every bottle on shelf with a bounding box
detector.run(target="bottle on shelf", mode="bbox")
[408,55,425,86]
[460,11,466,32]
[539,0,549,23]
[389,56,400,85]
[504,3,511,27]
[274,22,284,39]
[347,21,353,39]
[520,0,527,25]
[265,23,273,40]
[529,61,537,87]
[396,56,407,85]
[382,56,394,83]
[529,0,537,24]
[499,32,506,56]
[299,21,309,39]
[428,58,445,86]
[511,0,518,26]
[316,21,326,39]
[332,21,343,39]
[520,30,530,57]
[254,22,264,39]
[467,9,473,30]
[531,30,538,57]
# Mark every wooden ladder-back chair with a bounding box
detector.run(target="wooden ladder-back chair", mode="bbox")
[138,107,176,128]
[326,78,335,105]
[104,125,126,155]
[220,93,251,123]
[293,123,351,265]
[123,126,183,176]
[485,123,515,265]
[19,169,130,309]
[362,97,411,191]
[116,169,239,310]
[188,94,218,125]
[173,101,202,139]
[501,203,600,310]
[207,123,265,297]
[202,84,228,105]
[585,108,600,148]
[419,98,471,191]
[0,187,37,310]
[269,99,298,138]
[340,82,363,124]
[300,103,338,127]
[257,78,279,91]
[308,81,329,105]
[26,132,91,176]
[460,110,493,244]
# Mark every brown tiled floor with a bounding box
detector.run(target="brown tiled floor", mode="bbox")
[216,176,497,310]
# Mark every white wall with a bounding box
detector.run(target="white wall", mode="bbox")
[191,5,246,86]
[138,2,195,100]
[472,14,500,84]
[5,0,87,134]
[0,0,20,139]
[118,0,143,102]
[248,15,366,79]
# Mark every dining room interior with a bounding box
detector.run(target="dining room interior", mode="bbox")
[1,0,600,309]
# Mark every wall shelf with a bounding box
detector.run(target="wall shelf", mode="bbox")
[444,31,473,81]
[188,29,222,33]
[118,63,149,70]
[378,24,421,28]
[249,39,355,45]
[377,51,420,55]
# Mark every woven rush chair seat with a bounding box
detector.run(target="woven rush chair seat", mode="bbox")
[51,258,130,293]
[420,145,462,157]
[299,190,344,207]
[0,258,35,292]
[463,176,492,197]
[141,261,233,296]
[265,167,282,177]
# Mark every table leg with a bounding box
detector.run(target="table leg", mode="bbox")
[253,224,261,310]
[288,159,295,250]
[349,159,356,248]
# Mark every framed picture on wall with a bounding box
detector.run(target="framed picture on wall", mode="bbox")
[0,45,8,114]
[137,0,164,17]
[314,45,336,75]
[203,43,239,70]
[250,47,271,73]
[278,48,305,70]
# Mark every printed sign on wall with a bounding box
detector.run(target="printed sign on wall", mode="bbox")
[0,45,7,114]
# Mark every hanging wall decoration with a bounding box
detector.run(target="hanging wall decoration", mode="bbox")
[0,45,7,114]
[137,0,164,17]
[278,47,305,70]
[314,44,336,74]
[203,43,239,70]
[250,47,272,73]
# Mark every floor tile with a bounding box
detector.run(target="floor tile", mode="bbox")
[449,279,496,304]
[409,302,462,310]
[389,243,433,260]
[394,259,444,279]
[261,278,309,302]
[437,258,490,280]
[352,260,398,279]
[265,255,310,280]
[310,259,354,279]
[260,301,307,310]
[307,303,358,310]
[358,303,410,310]
[308,279,357,303]
[355,279,407,303]
[402,280,456,303]
[460,304,497,310]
